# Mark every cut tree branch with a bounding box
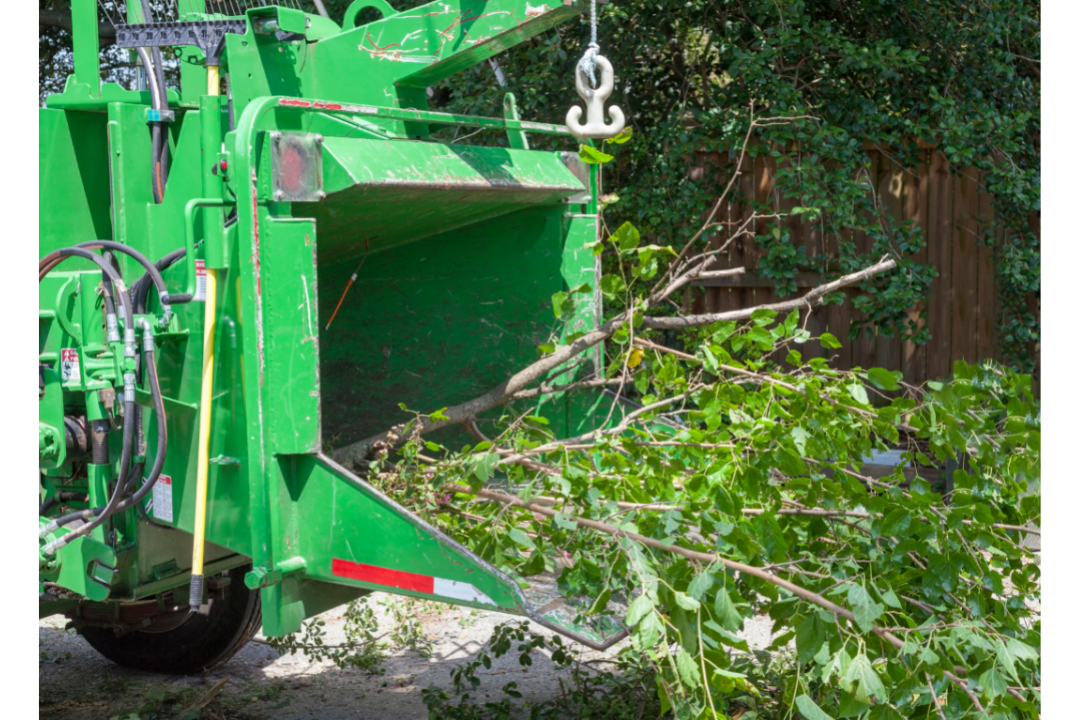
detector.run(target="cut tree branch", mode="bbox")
[334,258,899,465]
[643,257,897,329]
[441,481,991,708]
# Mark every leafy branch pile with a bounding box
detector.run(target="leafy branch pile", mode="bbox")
[329,136,1041,719]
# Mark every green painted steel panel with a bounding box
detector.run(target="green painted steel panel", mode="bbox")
[39,109,113,244]
[39,0,624,647]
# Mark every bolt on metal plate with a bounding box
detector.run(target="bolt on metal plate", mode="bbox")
[270,131,325,203]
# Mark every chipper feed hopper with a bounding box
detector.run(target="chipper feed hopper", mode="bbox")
[39,0,623,673]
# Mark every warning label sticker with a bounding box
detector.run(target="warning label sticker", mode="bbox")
[60,348,80,384]
[194,260,207,301]
[152,474,174,523]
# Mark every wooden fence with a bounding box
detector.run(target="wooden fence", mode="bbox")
[685,148,1002,386]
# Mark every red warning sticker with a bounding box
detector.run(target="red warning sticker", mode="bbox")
[60,348,80,384]
[194,260,207,302]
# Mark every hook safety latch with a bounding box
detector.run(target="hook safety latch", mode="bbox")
[565,55,625,140]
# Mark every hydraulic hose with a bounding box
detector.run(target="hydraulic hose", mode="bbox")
[76,240,187,309]
[40,321,167,538]
[132,247,187,314]
[40,376,134,555]
[38,248,135,334]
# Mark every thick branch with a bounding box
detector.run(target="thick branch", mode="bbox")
[643,257,897,330]
[332,314,631,465]
[334,257,898,465]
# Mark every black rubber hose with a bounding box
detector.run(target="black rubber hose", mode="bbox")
[75,241,172,305]
[132,247,186,314]
[90,420,109,465]
[42,393,134,552]
[44,332,168,533]
[39,248,135,330]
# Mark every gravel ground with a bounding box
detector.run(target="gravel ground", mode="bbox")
[40,593,777,720]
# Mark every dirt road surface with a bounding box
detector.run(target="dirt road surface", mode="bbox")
[40,593,776,720]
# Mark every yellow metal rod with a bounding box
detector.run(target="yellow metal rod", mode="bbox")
[190,65,221,609]
[207,64,219,97]
[189,266,217,606]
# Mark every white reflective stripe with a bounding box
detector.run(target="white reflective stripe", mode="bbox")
[432,577,496,606]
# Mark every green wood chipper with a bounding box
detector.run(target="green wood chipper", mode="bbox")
[39,0,626,673]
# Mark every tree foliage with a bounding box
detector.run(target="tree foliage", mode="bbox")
[333,139,1042,718]
[423,0,1041,371]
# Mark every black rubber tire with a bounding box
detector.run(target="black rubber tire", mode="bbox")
[78,564,261,675]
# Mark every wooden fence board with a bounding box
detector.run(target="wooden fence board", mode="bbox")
[952,169,980,364]
[688,147,998,385]
[977,183,998,362]
[927,152,954,379]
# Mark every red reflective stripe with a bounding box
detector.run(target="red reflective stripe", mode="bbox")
[331,559,434,594]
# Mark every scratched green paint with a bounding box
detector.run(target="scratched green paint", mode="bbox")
[39,0,601,638]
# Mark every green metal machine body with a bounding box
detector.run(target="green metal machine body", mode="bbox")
[39,0,618,659]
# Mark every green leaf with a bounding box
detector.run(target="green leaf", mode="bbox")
[599,273,626,296]
[795,694,835,720]
[820,332,843,349]
[842,652,887,704]
[848,382,870,405]
[687,570,714,601]
[635,611,662,650]
[791,426,809,456]
[703,620,750,651]
[880,589,902,609]
[880,510,911,537]
[676,648,702,689]
[611,221,641,251]
[713,588,742,632]
[796,614,826,664]
[587,587,611,615]
[578,144,613,164]
[783,309,800,334]
[609,126,633,144]
[868,706,904,720]
[674,591,701,611]
[1005,638,1039,661]
[978,666,1007,699]
[847,584,885,634]
[553,513,578,531]
[625,595,654,626]
[837,692,871,718]
[551,291,570,319]
[508,528,535,549]
[471,453,498,483]
[866,367,901,391]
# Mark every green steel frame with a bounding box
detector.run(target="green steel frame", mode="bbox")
[39,0,624,648]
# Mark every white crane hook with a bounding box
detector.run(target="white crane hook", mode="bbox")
[566,54,626,140]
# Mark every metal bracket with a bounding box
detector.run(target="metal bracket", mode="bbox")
[115,21,247,65]
[145,108,176,123]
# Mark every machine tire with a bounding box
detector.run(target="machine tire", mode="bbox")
[78,564,261,675]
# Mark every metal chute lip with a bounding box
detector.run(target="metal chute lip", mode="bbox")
[316,453,629,651]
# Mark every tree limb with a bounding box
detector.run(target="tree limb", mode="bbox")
[643,257,897,330]
[441,481,990,707]
[333,257,898,464]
